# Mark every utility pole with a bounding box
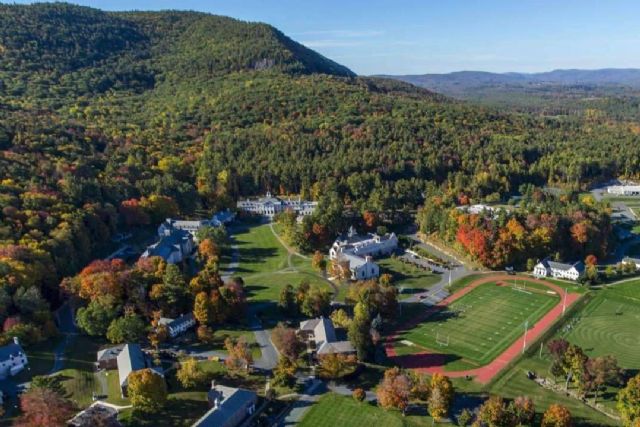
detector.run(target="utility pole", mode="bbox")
[539,341,543,359]
[522,320,529,354]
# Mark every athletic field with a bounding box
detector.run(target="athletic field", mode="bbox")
[564,283,640,369]
[399,281,559,366]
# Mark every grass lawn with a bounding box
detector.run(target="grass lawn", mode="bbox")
[56,335,104,407]
[397,282,559,368]
[377,257,440,299]
[299,393,447,427]
[189,327,262,360]
[234,223,289,276]
[11,338,58,383]
[233,222,331,303]
[563,287,640,369]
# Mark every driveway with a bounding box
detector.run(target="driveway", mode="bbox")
[277,379,325,426]
[402,235,472,305]
[249,306,279,370]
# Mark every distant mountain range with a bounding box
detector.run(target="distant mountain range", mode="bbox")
[379,69,640,97]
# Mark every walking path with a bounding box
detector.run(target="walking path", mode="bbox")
[385,274,581,384]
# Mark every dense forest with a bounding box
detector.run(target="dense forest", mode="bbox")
[1,3,640,343]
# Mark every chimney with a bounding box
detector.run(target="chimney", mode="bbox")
[210,380,216,390]
[13,337,19,346]
[365,256,373,263]
[214,398,220,409]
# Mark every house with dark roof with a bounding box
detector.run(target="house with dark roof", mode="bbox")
[68,402,121,427]
[140,228,194,264]
[299,317,355,357]
[192,382,258,427]
[158,313,196,338]
[0,337,27,379]
[533,258,585,281]
[117,344,164,397]
[96,344,125,370]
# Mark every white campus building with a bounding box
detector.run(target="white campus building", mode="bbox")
[0,337,28,379]
[236,192,317,219]
[533,258,585,281]
[607,185,640,196]
[329,227,398,280]
[157,210,235,238]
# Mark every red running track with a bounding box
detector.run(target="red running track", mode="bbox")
[385,274,580,384]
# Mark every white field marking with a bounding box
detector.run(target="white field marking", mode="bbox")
[400,340,415,347]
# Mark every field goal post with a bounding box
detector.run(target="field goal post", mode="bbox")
[435,332,450,347]
[512,280,532,294]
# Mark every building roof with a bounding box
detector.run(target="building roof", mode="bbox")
[97,344,125,362]
[158,313,195,330]
[68,402,121,427]
[211,210,235,226]
[117,344,147,387]
[143,228,191,259]
[539,258,585,273]
[193,385,257,427]
[317,340,355,355]
[623,257,640,264]
[0,341,24,362]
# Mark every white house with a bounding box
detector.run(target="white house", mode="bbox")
[607,185,640,196]
[236,192,317,219]
[117,343,164,397]
[0,337,28,379]
[140,228,194,264]
[533,258,585,281]
[329,227,398,280]
[298,317,355,356]
[158,313,196,338]
[622,257,640,270]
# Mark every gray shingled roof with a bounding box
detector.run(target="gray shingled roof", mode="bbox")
[193,386,257,427]
[96,344,124,362]
[117,344,146,387]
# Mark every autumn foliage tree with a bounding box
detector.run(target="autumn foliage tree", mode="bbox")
[428,373,454,421]
[541,404,572,427]
[176,357,205,389]
[377,367,412,413]
[270,323,304,362]
[16,387,75,427]
[618,373,640,427]
[317,353,357,379]
[128,369,168,413]
[224,336,253,373]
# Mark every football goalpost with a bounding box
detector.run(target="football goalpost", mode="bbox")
[435,331,450,347]
[512,280,532,295]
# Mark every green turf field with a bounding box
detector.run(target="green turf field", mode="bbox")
[564,284,640,369]
[398,282,559,367]
[298,393,444,427]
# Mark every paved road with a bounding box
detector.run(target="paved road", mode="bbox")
[278,379,325,426]
[249,307,279,370]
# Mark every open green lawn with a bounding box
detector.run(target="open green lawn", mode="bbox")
[299,393,447,427]
[56,335,103,407]
[489,356,618,426]
[377,257,440,299]
[233,222,331,303]
[234,223,289,275]
[563,286,640,369]
[397,282,559,368]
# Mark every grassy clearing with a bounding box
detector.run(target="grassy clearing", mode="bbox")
[234,223,289,276]
[563,289,640,369]
[377,257,440,299]
[397,282,559,367]
[299,393,446,427]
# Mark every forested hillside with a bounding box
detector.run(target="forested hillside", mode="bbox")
[1,3,640,343]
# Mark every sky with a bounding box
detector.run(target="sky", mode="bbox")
[12,0,640,75]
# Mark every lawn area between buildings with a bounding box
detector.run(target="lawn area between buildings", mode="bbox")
[232,222,332,304]
[377,257,440,299]
[396,281,559,369]
[298,393,448,427]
